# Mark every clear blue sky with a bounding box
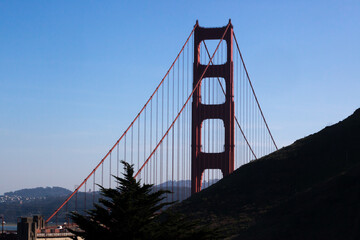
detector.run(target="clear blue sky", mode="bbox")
[1,0,359,194]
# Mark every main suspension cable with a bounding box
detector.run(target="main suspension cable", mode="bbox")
[46,23,198,224]
[203,42,258,160]
[233,33,278,150]
[135,22,231,178]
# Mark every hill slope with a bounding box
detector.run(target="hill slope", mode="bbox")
[175,109,360,239]
[234,162,360,240]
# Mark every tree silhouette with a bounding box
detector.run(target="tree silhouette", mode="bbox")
[69,161,219,240]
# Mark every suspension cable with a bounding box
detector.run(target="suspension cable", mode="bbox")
[135,22,231,178]
[46,23,198,224]
[233,33,278,150]
[203,42,257,159]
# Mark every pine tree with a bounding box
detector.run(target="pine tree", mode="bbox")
[69,161,220,240]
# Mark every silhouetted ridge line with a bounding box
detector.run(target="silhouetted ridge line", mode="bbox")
[174,108,360,239]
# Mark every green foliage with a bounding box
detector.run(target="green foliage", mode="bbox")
[69,161,220,240]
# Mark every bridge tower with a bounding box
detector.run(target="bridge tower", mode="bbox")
[191,21,234,194]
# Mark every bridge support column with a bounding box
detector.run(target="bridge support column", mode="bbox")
[191,21,234,194]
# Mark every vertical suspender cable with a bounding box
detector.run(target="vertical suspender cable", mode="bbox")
[161,83,164,187]
[155,90,158,191]
[109,153,111,188]
[172,66,175,201]
[124,134,126,164]
[182,49,185,200]
[166,74,169,197]
[131,127,133,164]
[177,58,180,201]
[93,172,95,204]
[131,127,133,165]
[233,33,278,150]
[138,115,140,180]
[75,188,77,213]
[101,162,104,186]
[149,99,152,185]
[84,181,87,211]
[187,39,191,197]
[117,144,119,184]
[144,107,147,183]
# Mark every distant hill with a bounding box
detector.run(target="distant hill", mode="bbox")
[3,187,71,198]
[175,108,360,239]
[0,181,197,223]
[0,186,72,223]
[0,191,100,223]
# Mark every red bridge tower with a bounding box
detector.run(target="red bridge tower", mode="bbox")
[191,21,234,194]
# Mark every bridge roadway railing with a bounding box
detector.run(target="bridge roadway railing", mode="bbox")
[37,232,76,239]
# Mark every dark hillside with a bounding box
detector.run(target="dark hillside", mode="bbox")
[234,162,360,240]
[175,109,360,238]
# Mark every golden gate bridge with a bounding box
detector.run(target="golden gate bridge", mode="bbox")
[45,20,278,226]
